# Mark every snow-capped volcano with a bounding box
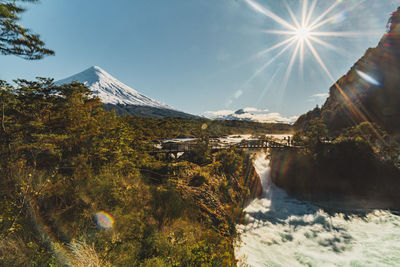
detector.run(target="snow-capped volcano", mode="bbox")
[56,66,172,109]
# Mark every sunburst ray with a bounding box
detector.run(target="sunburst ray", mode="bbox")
[241,0,387,143]
[284,0,301,28]
[256,65,282,105]
[240,38,297,91]
[299,39,305,77]
[245,0,297,30]
[301,0,308,26]
[308,1,341,29]
[309,36,352,57]
[309,1,367,31]
[244,0,384,90]
[255,36,297,58]
[282,41,301,93]
[311,31,381,37]
[304,0,318,27]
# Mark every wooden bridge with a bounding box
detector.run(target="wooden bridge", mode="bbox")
[236,139,291,149]
[148,139,294,155]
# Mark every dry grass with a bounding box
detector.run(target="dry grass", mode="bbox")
[67,240,109,267]
[0,236,35,266]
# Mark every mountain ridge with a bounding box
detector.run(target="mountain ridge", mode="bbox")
[56,66,198,119]
[56,66,173,109]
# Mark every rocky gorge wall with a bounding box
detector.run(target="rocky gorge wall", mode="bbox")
[269,145,400,210]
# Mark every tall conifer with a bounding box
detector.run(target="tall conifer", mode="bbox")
[0,0,54,59]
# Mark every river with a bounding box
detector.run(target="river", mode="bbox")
[235,153,400,267]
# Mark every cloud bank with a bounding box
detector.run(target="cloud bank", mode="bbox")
[308,93,329,102]
[205,107,298,124]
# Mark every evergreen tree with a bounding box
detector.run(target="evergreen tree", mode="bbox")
[0,0,54,59]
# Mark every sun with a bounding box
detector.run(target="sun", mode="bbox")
[295,26,311,40]
[243,0,379,90]
[243,0,386,145]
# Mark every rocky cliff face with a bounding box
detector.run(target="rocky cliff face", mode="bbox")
[295,8,400,134]
[269,142,400,209]
[171,151,262,236]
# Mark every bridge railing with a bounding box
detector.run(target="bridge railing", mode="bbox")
[147,138,297,154]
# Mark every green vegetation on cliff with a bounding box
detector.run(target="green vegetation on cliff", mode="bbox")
[0,79,262,266]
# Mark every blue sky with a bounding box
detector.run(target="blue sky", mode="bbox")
[1,0,399,119]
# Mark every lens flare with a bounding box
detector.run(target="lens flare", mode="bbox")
[95,211,114,229]
[244,0,381,91]
[356,70,381,86]
[244,0,388,146]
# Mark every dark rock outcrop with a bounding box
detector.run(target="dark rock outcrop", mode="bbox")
[270,144,400,210]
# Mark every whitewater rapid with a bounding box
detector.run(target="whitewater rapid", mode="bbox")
[235,153,400,267]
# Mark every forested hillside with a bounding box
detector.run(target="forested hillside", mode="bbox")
[0,79,265,266]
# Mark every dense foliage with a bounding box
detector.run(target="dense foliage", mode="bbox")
[122,116,292,142]
[0,79,263,266]
[0,0,54,59]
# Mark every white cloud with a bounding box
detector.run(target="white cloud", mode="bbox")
[204,108,298,124]
[234,112,298,123]
[205,110,234,117]
[311,93,329,98]
[308,93,329,102]
[234,90,243,99]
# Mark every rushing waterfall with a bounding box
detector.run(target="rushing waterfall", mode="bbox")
[235,152,400,267]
